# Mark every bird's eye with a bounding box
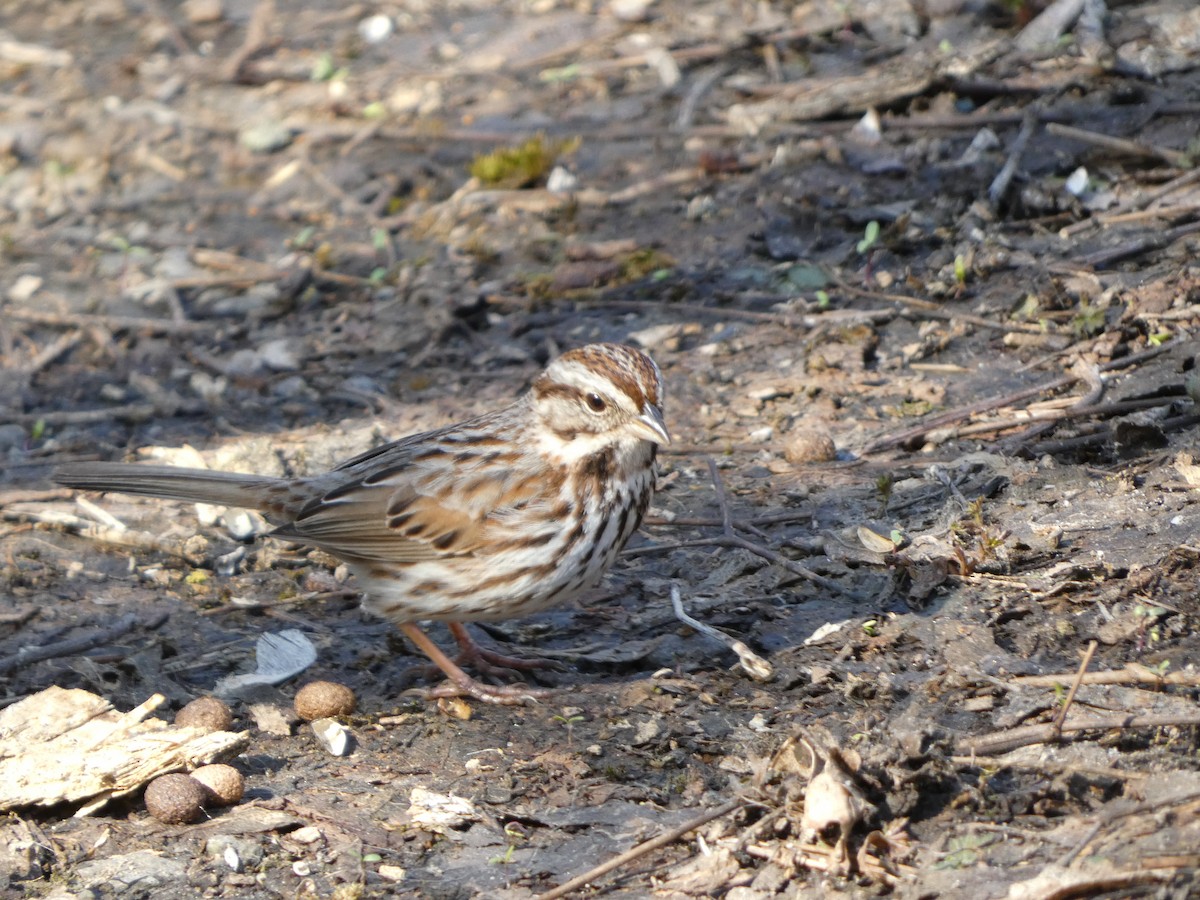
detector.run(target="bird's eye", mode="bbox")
[585,393,607,413]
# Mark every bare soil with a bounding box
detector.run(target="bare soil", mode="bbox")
[2,1,1200,897]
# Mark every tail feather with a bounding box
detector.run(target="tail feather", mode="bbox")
[54,462,283,512]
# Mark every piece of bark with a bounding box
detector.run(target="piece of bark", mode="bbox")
[0,686,248,816]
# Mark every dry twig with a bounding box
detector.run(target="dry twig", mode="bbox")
[955,711,1200,757]
[0,611,169,677]
[1050,640,1097,739]
[630,459,859,601]
[670,585,773,682]
[534,797,747,900]
[1046,122,1191,169]
[861,343,1170,454]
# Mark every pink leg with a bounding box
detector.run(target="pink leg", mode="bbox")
[400,623,552,705]
[447,622,563,674]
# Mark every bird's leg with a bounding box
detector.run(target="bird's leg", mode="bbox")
[447,622,564,674]
[399,623,551,705]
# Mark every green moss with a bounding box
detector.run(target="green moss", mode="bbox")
[470,135,580,188]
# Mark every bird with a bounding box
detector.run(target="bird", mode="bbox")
[54,343,669,704]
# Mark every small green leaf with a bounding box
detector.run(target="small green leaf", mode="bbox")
[1148,330,1171,346]
[857,220,880,254]
[311,53,337,82]
[291,226,317,249]
[539,64,581,83]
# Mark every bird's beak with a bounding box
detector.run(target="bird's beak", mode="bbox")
[633,404,671,445]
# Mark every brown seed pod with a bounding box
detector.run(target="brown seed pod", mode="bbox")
[176,696,233,732]
[784,430,837,465]
[294,681,356,721]
[191,764,245,807]
[144,773,207,825]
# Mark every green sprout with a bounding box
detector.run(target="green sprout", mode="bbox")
[857,220,880,255]
[311,52,347,82]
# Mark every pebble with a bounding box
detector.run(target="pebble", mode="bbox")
[686,194,716,220]
[311,717,353,756]
[358,13,394,43]
[182,0,222,22]
[290,826,324,844]
[546,165,578,194]
[610,0,654,21]
[747,384,790,401]
[239,121,293,154]
[73,850,187,890]
[206,835,264,870]
[748,426,774,443]
[8,274,41,302]
[258,338,300,371]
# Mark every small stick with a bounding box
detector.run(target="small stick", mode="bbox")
[1051,640,1097,739]
[6,404,164,427]
[1077,219,1200,269]
[21,330,83,376]
[1014,0,1086,50]
[988,108,1038,207]
[0,489,73,507]
[73,496,127,532]
[534,798,746,900]
[945,393,1182,441]
[834,280,1050,334]
[1087,203,1200,229]
[1015,664,1200,688]
[0,611,169,676]
[707,459,857,599]
[4,307,210,334]
[588,298,893,330]
[861,342,1170,454]
[1062,167,1200,237]
[671,585,773,682]
[221,0,277,82]
[0,37,73,67]
[954,712,1200,757]
[676,64,727,130]
[1046,122,1191,169]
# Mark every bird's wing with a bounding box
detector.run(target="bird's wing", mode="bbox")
[274,405,551,563]
[270,478,489,563]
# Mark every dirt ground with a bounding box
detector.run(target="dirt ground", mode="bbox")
[3,0,1200,897]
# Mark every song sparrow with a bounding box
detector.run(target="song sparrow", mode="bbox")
[55,344,669,704]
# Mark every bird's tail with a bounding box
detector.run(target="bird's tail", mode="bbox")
[54,462,286,513]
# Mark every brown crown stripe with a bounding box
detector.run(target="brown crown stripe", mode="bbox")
[568,344,659,408]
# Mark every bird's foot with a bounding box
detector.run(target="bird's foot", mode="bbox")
[448,622,565,676]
